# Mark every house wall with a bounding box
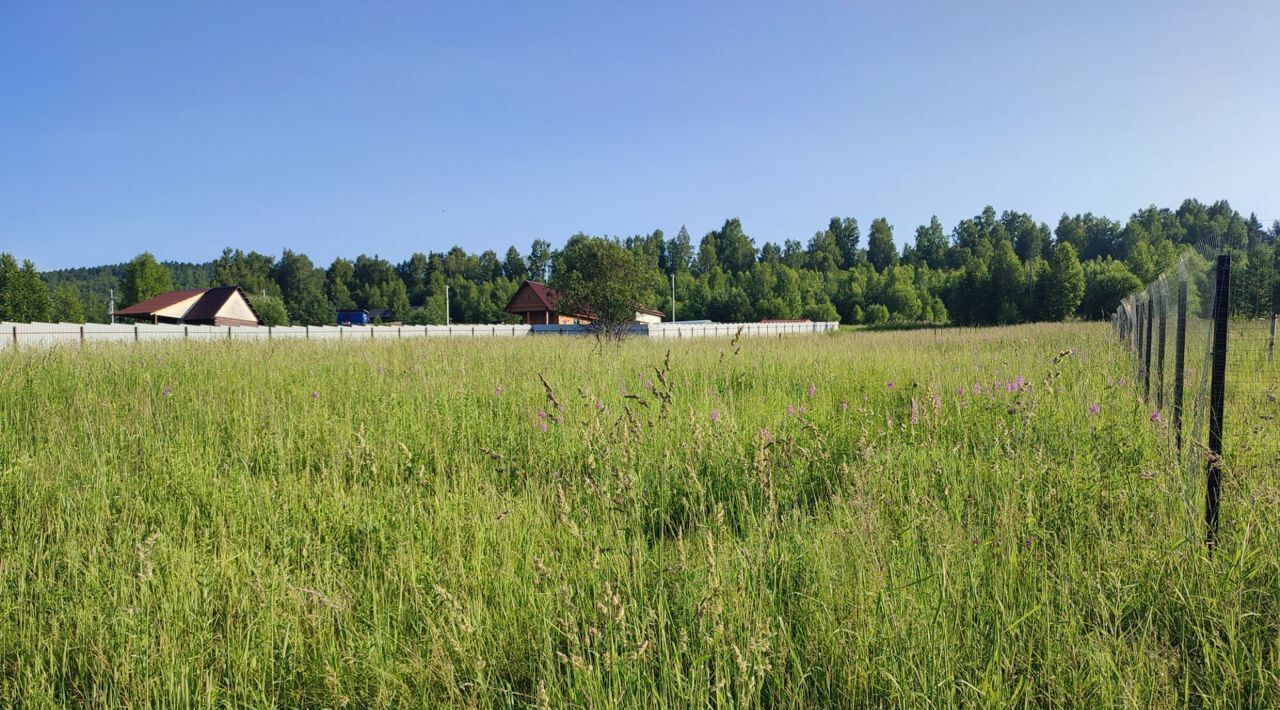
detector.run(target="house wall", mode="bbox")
[634,312,662,325]
[508,286,552,314]
[217,291,260,325]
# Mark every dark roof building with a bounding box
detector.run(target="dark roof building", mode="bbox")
[113,286,262,326]
[503,280,664,325]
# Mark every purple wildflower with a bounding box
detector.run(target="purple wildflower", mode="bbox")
[595,399,605,411]
[645,379,654,390]
[887,380,897,390]
[539,421,548,433]
[840,399,849,412]
[1150,410,1163,423]
[538,410,547,420]
[910,398,920,425]
[710,408,721,423]
[807,383,817,399]
[972,382,982,395]
[1088,403,1101,416]
[798,405,807,416]
[1118,377,1127,387]
[787,405,796,416]
[494,384,504,396]
[759,428,774,443]
[1014,375,1026,391]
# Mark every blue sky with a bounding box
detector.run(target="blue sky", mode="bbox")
[2,1,1278,270]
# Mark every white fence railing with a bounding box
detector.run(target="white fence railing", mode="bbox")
[0,321,839,350]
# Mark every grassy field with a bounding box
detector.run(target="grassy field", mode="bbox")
[0,323,1276,707]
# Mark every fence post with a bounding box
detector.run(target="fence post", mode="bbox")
[1173,280,1187,451]
[1156,286,1167,410]
[135,325,140,342]
[1143,295,1154,401]
[1269,299,1276,363]
[305,325,310,339]
[1206,254,1231,546]
[79,325,85,347]
[1135,301,1144,379]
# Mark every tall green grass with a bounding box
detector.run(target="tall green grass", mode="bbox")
[0,323,1275,707]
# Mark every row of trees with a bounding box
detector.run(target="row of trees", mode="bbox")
[12,198,1279,327]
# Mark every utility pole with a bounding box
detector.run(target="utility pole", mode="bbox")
[445,285,450,326]
[670,272,676,322]
[108,288,115,324]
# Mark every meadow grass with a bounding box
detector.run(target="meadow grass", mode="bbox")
[0,323,1276,707]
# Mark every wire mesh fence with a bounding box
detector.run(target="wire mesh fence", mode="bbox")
[1112,242,1276,545]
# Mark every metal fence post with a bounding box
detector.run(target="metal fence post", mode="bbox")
[1143,295,1154,401]
[1173,281,1187,451]
[1135,301,1144,379]
[1206,254,1231,546]
[1156,286,1167,410]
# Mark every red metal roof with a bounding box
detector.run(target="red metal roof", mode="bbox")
[113,286,263,325]
[112,289,208,316]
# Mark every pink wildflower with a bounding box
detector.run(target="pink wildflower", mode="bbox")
[798,405,808,416]
[807,383,817,399]
[787,405,796,416]
[1088,403,1101,416]
[887,380,897,390]
[539,421,548,433]
[972,382,982,395]
[494,384,504,396]
[1150,410,1163,423]
[840,399,849,412]
[910,398,920,425]
[710,409,721,423]
[759,428,774,443]
[595,399,605,411]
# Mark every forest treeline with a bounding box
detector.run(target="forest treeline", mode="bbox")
[3,198,1276,327]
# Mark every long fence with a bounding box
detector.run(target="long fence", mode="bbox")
[1111,248,1276,546]
[0,320,838,350]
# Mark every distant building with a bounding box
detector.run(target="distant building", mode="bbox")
[337,309,371,325]
[112,286,262,326]
[504,280,664,325]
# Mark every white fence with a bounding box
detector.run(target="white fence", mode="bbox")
[0,321,838,350]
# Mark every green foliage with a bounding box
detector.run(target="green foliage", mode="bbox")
[551,235,651,338]
[867,218,898,272]
[1080,259,1142,321]
[121,252,174,306]
[51,284,85,323]
[16,196,1274,331]
[1033,243,1085,321]
[249,293,289,326]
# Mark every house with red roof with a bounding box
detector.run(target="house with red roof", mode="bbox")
[503,280,663,325]
[112,286,262,326]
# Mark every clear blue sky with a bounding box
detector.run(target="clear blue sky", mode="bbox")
[2,1,1277,270]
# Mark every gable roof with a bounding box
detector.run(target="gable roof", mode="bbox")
[183,286,262,323]
[112,289,209,317]
[113,286,263,324]
[505,280,561,313]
